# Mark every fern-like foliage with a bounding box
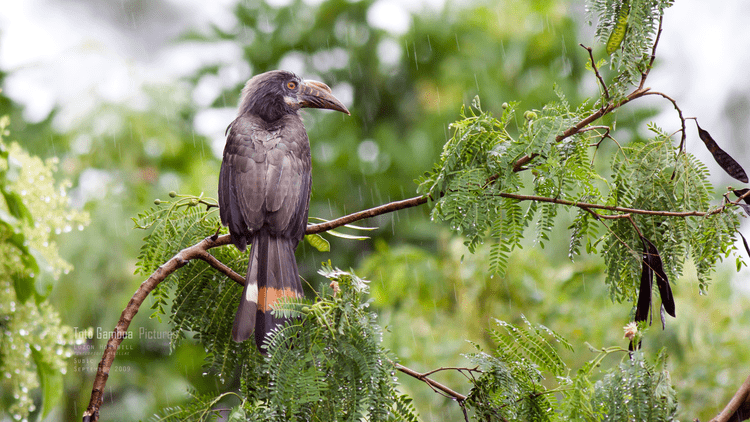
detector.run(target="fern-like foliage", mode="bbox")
[420,70,742,317]
[417,92,601,276]
[465,318,677,421]
[591,349,677,421]
[465,316,571,421]
[604,127,739,301]
[254,263,418,421]
[588,0,675,98]
[132,195,254,376]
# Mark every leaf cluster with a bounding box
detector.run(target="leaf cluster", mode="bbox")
[0,116,86,421]
[417,51,742,319]
[138,218,419,422]
[465,318,677,421]
[587,0,674,97]
[417,93,601,277]
[604,128,739,301]
[133,195,250,376]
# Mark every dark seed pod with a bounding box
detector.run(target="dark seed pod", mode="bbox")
[733,188,750,204]
[739,231,750,259]
[634,245,652,324]
[696,122,749,183]
[634,235,676,327]
[643,237,675,318]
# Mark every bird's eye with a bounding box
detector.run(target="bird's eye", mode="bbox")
[287,81,297,90]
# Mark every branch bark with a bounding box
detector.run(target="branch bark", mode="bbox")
[82,235,229,422]
[394,363,468,402]
[713,373,750,422]
[83,22,702,419]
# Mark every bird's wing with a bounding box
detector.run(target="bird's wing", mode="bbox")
[219,115,311,247]
[263,116,311,241]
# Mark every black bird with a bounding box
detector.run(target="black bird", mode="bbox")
[219,70,349,351]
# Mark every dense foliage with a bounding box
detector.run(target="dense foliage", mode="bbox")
[0,117,88,421]
[2,0,750,420]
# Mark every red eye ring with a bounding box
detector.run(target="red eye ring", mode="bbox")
[287,81,297,90]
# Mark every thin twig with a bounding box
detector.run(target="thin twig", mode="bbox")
[580,208,641,259]
[512,87,650,172]
[497,192,718,218]
[639,15,664,90]
[393,363,468,402]
[641,90,687,151]
[194,249,246,286]
[626,214,645,239]
[588,127,627,164]
[580,43,610,100]
[421,366,481,378]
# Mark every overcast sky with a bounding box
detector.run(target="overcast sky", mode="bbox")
[1,0,748,153]
[1,0,749,283]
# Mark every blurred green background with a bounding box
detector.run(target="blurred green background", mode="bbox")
[1,0,749,420]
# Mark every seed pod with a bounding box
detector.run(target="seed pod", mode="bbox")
[643,237,675,318]
[733,188,750,204]
[606,1,630,55]
[634,245,652,324]
[696,122,749,183]
[733,189,750,215]
[739,232,750,260]
[634,235,675,325]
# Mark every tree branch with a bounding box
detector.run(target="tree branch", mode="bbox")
[641,90,687,151]
[512,86,650,172]
[305,195,429,234]
[497,192,718,218]
[580,43,610,100]
[712,373,750,422]
[639,15,664,90]
[82,235,229,422]
[394,363,468,402]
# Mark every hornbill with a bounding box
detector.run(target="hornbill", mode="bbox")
[219,70,349,351]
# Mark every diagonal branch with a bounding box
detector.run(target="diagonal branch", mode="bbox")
[512,86,650,172]
[394,363,468,402]
[712,373,750,422]
[580,43,610,100]
[82,235,229,422]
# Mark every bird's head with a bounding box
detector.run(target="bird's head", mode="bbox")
[238,70,350,122]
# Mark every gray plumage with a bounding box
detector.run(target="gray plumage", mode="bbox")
[218,70,349,351]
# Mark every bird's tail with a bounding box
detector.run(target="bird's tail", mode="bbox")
[231,229,303,352]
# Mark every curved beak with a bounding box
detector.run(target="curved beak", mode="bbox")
[298,80,350,115]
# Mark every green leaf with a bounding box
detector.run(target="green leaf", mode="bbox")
[31,247,55,302]
[9,232,38,303]
[2,189,33,224]
[227,406,246,422]
[12,272,34,303]
[305,233,330,252]
[31,348,64,419]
